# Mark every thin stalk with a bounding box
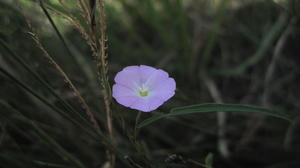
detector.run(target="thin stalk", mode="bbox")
[39,1,100,100]
[0,67,91,130]
[28,31,102,133]
[134,111,142,145]
[0,39,82,121]
[0,71,130,167]
[38,0,73,59]
[95,0,115,166]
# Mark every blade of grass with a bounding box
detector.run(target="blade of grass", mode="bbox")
[0,67,92,130]
[28,31,101,133]
[33,160,73,168]
[31,122,87,168]
[38,0,99,97]
[0,69,130,167]
[0,39,86,123]
[138,103,291,128]
[0,100,131,167]
[39,0,73,58]
[1,104,87,168]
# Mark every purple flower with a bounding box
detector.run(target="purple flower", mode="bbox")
[112,65,176,112]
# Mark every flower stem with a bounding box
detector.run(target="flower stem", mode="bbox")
[134,111,142,143]
[133,111,143,154]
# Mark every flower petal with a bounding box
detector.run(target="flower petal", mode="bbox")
[145,69,169,90]
[112,84,136,98]
[148,96,165,111]
[155,90,175,101]
[130,98,150,112]
[129,95,167,112]
[155,77,176,92]
[112,65,176,112]
[114,66,140,89]
[114,96,139,108]
[148,76,176,100]
[139,65,157,83]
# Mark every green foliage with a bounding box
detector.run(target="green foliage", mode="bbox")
[205,153,214,168]
[1,0,299,167]
[138,103,291,128]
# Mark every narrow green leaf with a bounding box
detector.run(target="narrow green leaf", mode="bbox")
[31,122,87,168]
[0,101,129,167]
[138,103,291,128]
[205,153,213,168]
[33,160,73,168]
[0,67,87,128]
[0,39,85,121]
[137,113,167,129]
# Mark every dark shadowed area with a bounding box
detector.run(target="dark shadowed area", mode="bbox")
[0,0,300,168]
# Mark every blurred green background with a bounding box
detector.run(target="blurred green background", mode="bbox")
[1,0,300,167]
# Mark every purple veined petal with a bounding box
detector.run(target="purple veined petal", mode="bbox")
[114,66,140,89]
[129,98,150,112]
[153,77,176,92]
[112,65,176,112]
[147,95,166,111]
[154,90,175,102]
[112,84,137,98]
[114,96,139,108]
[138,65,157,83]
[144,69,170,90]
[148,77,176,102]
[129,95,168,112]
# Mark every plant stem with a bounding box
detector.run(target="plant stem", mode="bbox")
[134,111,142,144]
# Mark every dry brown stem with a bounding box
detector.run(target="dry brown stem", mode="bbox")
[27,26,101,133]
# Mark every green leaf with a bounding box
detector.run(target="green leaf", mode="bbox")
[136,113,166,129]
[205,153,213,168]
[0,39,85,121]
[31,122,87,168]
[138,103,292,128]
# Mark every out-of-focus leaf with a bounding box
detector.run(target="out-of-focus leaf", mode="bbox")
[205,153,213,168]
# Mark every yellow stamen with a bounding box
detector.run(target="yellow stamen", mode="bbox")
[139,90,148,97]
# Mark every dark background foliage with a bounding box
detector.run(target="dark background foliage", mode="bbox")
[0,0,300,167]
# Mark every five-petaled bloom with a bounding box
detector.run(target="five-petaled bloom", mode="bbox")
[112,65,176,112]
